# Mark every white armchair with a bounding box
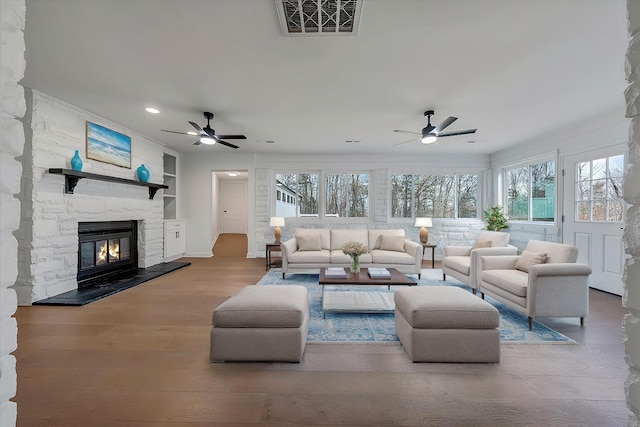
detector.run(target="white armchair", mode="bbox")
[480,240,591,330]
[442,231,517,294]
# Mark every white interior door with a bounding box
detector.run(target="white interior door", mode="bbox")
[222,181,247,234]
[562,145,626,296]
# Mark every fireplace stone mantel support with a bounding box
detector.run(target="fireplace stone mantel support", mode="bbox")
[48,168,168,199]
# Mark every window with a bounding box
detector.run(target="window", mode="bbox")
[505,160,555,222]
[391,174,478,218]
[325,173,369,217]
[575,155,624,222]
[275,173,319,217]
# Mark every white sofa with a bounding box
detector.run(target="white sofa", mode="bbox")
[280,228,422,278]
[480,240,592,330]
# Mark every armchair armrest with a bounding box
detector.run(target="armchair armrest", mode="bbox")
[529,263,592,277]
[404,239,420,256]
[280,238,297,266]
[480,255,520,270]
[443,246,471,257]
[470,245,519,287]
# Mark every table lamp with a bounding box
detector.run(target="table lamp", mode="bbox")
[269,217,285,243]
[414,217,432,244]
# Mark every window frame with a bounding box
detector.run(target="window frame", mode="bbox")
[324,171,370,219]
[501,152,557,225]
[389,172,482,220]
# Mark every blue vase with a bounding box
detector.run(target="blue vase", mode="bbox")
[136,164,150,182]
[70,150,83,171]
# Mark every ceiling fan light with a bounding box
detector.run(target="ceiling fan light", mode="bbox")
[421,134,437,144]
[200,136,216,145]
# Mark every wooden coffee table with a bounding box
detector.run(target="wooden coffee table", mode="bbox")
[318,268,417,317]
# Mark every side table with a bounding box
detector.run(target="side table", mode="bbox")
[421,243,437,269]
[265,243,282,271]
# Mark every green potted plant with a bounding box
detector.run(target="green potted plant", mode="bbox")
[483,205,509,231]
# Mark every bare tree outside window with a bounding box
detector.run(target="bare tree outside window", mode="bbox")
[575,155,624,222]
[391,174,478,219]
[507,166,529,220]
[275,173,318,217]
[326,173,368,217]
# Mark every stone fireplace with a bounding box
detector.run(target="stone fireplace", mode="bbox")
[77,221,138,289]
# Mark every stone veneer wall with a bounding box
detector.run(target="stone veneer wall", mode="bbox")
[1,1,25,424]
[625,2,640,424]
[13,91,165,305]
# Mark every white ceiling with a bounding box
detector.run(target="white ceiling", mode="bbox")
[21,0,629,155]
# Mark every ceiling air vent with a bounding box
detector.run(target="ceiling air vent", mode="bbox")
[276,0,362,36]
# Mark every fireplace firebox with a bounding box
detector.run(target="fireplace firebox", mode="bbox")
[77,221,138,289]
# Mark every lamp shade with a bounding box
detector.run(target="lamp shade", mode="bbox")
[269,217,285,227]
[414,218,432,228]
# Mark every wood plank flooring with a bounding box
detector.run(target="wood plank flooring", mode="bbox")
[14,251,630,426]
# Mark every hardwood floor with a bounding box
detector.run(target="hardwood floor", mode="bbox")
[14,254,629,426]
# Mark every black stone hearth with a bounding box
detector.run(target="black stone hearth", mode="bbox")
[33,261,190,306]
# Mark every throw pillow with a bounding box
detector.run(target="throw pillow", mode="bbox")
[379,234,405,252]
[296,234,322,251]
[471,239,492,250]
[515,250,547,272]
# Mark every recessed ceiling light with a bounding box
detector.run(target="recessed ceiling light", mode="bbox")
[228,171,238,177]
[145,107,160,114]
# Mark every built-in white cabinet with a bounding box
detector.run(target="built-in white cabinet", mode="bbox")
[164,219,186,260]
[163,153,177,220]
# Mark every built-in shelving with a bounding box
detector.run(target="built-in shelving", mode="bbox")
[163,153,177,219]
[48,168,168,200]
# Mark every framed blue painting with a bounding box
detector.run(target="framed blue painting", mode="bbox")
[86,121,131,168]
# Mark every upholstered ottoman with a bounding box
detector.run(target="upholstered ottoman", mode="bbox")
[210,285,309,362]
[394,286,500,363]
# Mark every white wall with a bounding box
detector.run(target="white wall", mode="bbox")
[1,1,25,424]
[13,91,166,304]
[181,151,491,259]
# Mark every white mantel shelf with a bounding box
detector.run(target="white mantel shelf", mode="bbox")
[48,168,168,199]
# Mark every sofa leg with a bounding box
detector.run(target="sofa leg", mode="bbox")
[442,273,446,281]
[282,273,285,279]
[528,317,533,330]
[472,288,476,295]
[580,317,585,327]
[480,292,485,300]
[418,273,421,279]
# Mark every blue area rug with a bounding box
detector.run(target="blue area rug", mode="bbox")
[256,269,575,344]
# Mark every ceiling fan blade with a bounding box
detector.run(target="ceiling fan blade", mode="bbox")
[189,121,204,134]
[433,116,457,134]
[393,129,421,136]
[437,128,478,137]
[216,134,247,140]
[161,129,193,135]
[393,137,419,146]
[217,139,239,149]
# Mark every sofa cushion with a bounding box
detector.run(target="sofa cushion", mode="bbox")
[481,269,528,297]
[329,250,373,264]
[330,229,369,251]
[294,228,331,250]
[515,250,547,272]
[477,231,510,247]
[213,285,308,328]
[526,240,578,263]
[370,249,414,265]
[442,255,471,275]
[287,249,331,264]
[472,239,492,250]
[296,233,322,251]
[380,234,405,252]
[369,229,405,249]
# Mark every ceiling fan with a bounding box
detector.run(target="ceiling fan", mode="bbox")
[161,112,246,149]
[393,110,477,146]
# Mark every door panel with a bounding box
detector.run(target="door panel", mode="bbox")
[562,145,626,296]
[222,181,247,234]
